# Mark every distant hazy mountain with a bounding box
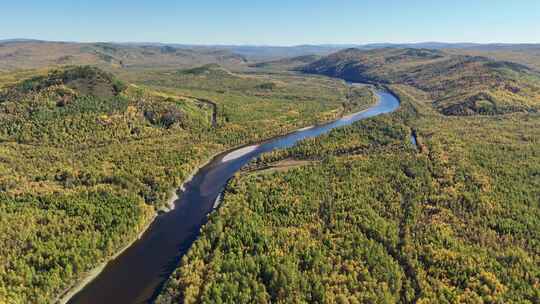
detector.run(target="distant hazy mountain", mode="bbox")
[162,42,540,62]
[0,41,249,70]
[0,38,46,43]
[361,42,481,49]
[172,45,343,60]
[1,39,539,70]
[360,42,540,51]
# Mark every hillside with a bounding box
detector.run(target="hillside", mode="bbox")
[447,47,540,71]
[302,48,540,115]
[5,40,540,74]
[0,65,126,100]
[0,41,248,71]
[177,63,233,76]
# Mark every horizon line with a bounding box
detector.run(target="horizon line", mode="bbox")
[1,38,540,48]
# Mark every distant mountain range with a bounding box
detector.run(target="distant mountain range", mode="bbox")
[98,41,540,59]
[1,39,539,71]
[2,38,540,55]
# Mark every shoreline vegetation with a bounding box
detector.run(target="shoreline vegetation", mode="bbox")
[56,146,218,304]
[1,64,374,303]
[154,85,401,303]
[51,80,378,304]
[155,66,540,302]
[56,213,156,304]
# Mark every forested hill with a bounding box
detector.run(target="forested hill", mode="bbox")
[0,66,215,146]
[302,48,540,116]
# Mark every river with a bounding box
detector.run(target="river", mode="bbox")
[66,86,400,304]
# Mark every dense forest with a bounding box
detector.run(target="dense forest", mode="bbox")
[0,65,363,303]
[157,83,540,303]
[1,45,539,303]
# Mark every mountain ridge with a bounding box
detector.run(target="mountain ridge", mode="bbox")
[302,48,540,116]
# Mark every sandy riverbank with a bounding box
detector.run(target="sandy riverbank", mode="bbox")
[221,144,259,162]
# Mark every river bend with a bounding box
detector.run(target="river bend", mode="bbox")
[67,86,400,304]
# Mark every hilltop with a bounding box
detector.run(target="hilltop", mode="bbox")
[302,48,540,115]
[0,66,218,146]
[0,66,126,101]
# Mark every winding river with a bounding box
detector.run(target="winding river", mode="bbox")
[67,86,400,304]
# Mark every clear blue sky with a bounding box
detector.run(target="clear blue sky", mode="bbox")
[1,0,539,45]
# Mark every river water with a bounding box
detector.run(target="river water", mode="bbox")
[67,88,400,304]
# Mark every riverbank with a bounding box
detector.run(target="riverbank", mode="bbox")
[60,82,385,303]
[153,86,401,304]
[56,213,157,304]
[55,147,224,304]
[55,118,333,304]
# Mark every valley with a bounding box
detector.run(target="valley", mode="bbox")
[156,50,540,303]
[0,59,370,303]
[0,40,539,304]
